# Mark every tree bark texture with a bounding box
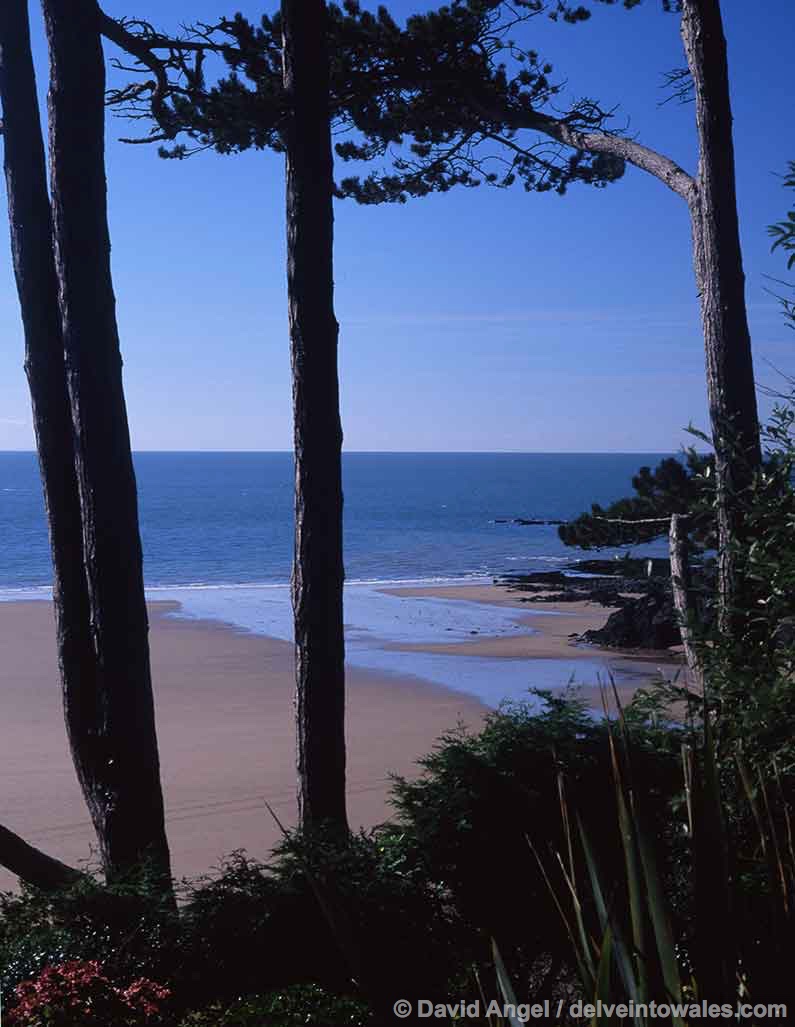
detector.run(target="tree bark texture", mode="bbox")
[281,0,348,835]
[0,0,111,883]
[41,0,171,881]
[681,0,762,635]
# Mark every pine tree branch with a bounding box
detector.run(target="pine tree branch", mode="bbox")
[98,11,170,122]
[480,104,697,203]
[593,515,684,525]
[98,9,228,128]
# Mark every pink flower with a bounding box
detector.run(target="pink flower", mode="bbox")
[6,959,170,1026]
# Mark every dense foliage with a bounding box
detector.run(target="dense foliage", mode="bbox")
[530,710,795,1019]
[0,834,461,1024]
[693,395,795,767]
[108,0,626,198]
[383,690,689,1013]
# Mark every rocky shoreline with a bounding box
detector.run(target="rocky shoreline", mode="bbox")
[495,558,685,650]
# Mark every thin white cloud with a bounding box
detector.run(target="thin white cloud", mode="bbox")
[341,305,701,329]
[0,418,27,427]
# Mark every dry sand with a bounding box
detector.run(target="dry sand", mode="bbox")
[0,601,486,892]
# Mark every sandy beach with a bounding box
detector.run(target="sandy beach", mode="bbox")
[0,600,487,892]
[0,586,684,891]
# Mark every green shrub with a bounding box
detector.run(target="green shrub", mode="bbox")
[388,690,685,986]
[261,828,466,1013]
[0,865,180,1001]
[0,835,461,1020]
[178,985,370,1026]
[530,709,795,1022]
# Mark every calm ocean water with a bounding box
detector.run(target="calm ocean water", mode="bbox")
[0,451,671,590]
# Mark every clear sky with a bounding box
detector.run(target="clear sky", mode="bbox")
[0,0,792,452]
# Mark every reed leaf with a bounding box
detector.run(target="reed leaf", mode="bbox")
[577,813,640,1009]
[492,939,526,1027]
[529,835,596,992]
[630,795,684,1024]
[607,722,649,1003]
[594,924,615,1027]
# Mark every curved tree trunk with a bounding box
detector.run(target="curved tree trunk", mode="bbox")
[681,0,761,635]
[281,0,348,836]
[0,823,82,892]
[41,0,171,882]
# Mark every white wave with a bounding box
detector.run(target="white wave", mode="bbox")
[0,586,53,601]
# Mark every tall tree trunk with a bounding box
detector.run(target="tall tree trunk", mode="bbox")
[41,0,171,882]
[281,0,348,835]
[681,0,762,635]
[492,0,761,638]
[0,0,112,886]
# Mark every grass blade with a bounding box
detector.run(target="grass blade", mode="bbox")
[492,939,526,1027]
[577,813,640,1009]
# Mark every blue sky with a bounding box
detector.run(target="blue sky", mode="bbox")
[0,0,792,452]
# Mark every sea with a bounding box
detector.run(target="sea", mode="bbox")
[0,452,674,706]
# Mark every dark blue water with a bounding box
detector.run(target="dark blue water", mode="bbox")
[0,451,672,590]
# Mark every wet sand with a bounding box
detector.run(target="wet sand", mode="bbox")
[380,582,687,701]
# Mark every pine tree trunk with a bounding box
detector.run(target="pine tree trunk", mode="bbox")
[281,0,348,835]
[0,0,102,890]
[41,0,171,882]
[1,0,112,872]
[681,0,762,635]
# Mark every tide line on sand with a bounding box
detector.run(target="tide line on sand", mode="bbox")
[154,578,685,709]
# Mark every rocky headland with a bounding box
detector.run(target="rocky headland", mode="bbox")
[495,557,694,651]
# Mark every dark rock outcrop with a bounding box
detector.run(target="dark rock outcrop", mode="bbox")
[580,589,682,650]
[496,558,708,650]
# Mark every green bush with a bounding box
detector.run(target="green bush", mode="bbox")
[530,710,795,1021]
[388,690,685,985]
[0,865,180,1000]
[0,833,461,1021]
[261,828,465,1013]
[695,402,795,768]
[178,985,370,1026]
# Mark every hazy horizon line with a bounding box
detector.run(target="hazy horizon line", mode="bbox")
[0,448,699,456]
